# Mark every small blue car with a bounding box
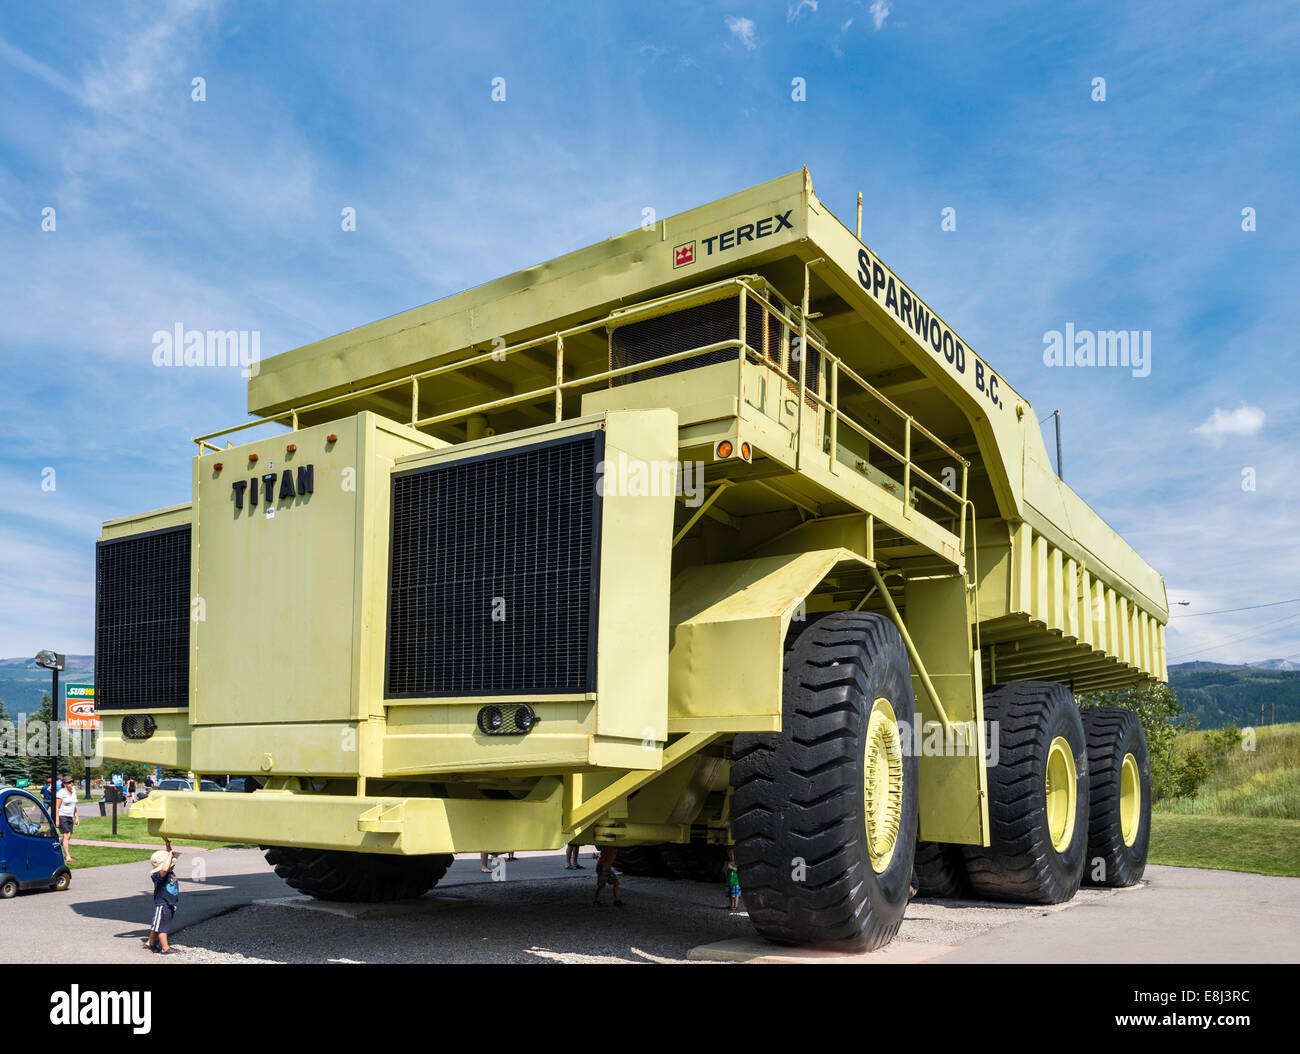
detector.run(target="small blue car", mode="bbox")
[0,786,71,898]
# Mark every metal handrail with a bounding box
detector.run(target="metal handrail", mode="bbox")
[192,275,971,548]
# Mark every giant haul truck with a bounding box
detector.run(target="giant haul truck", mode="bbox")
[100,170,1165,949]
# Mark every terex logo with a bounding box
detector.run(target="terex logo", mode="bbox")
[673,241,696,268]
[700,210,794,258]
[231,464,314,512]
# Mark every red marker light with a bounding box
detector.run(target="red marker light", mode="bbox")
[286,443,297,453]
[248,453,259,463]
[214,462,223,471]
[326,433,338,444]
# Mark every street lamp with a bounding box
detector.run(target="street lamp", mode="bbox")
[33,650,65,810]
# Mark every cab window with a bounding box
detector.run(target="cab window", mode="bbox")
[4,796,54,839]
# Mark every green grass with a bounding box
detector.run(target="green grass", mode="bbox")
[1149,814,1300,878]
[1158,722,1300,819]
[73,814,243,849]
[1147,722,1300,877]
[66,845,156,870]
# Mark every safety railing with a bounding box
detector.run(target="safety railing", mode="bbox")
[193,275,970,553]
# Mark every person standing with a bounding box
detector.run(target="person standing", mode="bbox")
[145,839,181,954]
[724,849,742,913]
[55,776,79,863]
[592,845,623,907]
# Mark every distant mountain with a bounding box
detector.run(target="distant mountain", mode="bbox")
[0,655,96,715]
[1168,662,1300,729]
[1250,658,1300,671]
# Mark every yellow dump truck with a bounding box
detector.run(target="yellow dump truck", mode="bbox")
[102,169,1165,948]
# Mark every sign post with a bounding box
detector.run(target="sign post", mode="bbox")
[65,682,98,800]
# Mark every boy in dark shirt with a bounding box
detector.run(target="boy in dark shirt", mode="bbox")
[145,839,180,954]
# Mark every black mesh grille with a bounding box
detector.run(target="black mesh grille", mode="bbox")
[385,432,604,697]
[610,293,819,402]
[611,294,779,385]
[95,526,191,710]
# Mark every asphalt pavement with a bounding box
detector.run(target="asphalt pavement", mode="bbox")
[4,849,1298,964]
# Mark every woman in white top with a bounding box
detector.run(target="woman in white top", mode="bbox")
[55,777,79,863]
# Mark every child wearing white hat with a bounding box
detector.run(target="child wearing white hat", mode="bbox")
[145,838,180,954]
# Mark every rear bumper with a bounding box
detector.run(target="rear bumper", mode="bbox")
[133,785,565,855]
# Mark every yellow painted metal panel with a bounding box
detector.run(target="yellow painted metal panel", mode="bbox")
[1048,545,1064,632]
[99,711,190,769]
[594,410,678,749]
[135,785,565,854]
[100,502,192,539]
[192,722,365,778]
[1064,557,1078,639]
[191,414,437,734]
[668,548,871,724]
[1078,567,1093,648]
[1033,533,1049,622]
[905,574,989,846]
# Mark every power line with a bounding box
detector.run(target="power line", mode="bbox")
[1167,611,1300,661]
[1170,597,1300,619]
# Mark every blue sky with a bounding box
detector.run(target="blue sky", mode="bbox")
[1,0,1297,665]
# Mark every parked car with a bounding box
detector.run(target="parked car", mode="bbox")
[0,786,71,898]
[155,778,225,793]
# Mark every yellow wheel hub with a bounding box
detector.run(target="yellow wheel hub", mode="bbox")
[1044,736,1078,853]
[1120,752,1141,847]
[864,698,904,873]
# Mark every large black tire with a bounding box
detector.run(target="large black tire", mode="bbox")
[962,681,1089,904]
[912,841,969,899]
[264,847,453,902]
[1081,707,1151,887]
[730,611,918,950]
[614,844,675,877]
[661,842,729,883]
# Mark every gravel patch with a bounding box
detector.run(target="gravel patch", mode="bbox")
[166,869,1116,964]
[174,875,754,964]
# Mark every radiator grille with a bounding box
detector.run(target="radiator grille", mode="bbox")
[386,432,604,697]
[95,526,191,710]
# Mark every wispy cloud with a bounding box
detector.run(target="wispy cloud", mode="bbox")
[787,0,818,23]
[0,33,84,100]
[869,0,891,30]
[725,15,758,51]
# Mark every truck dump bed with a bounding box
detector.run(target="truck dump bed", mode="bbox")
[238,168,1165,691]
